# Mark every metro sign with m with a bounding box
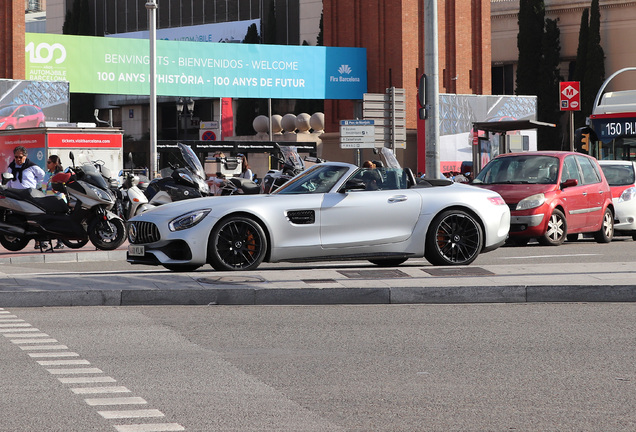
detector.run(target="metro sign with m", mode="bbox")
[560,81,581,111]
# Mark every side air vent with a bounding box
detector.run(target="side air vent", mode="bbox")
[287,210,315,225]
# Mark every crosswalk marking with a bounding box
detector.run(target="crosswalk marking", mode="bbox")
[11,338,58,344]
[85,396,147,406]
[71,386,131,394]
[20,344,68,350]
[59,376,117,384]
[2,309,186,431]
[47,367,103,374]
[28,352,80,358]
[98,409,164,419]
[114,424,185,432]
[37,359,91,366]
[3,332,49,338]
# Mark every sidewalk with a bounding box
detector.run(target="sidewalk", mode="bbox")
[1,244,636,307]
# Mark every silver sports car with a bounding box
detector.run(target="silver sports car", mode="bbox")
[127,162,510,271]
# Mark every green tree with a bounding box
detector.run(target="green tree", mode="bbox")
[516,0,545,96]
[243,23,260,44]
[582,0,605,120]
[537,18,563,150]
[317,12,323,46]
[264,1,277,44]
[573,8,589,128]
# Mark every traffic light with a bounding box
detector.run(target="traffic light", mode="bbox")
[581,132,590,152]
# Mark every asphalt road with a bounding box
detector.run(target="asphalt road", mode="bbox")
[2,304,636,431]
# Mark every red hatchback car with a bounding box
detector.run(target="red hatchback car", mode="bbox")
[0,104,46,130]
[472,151,614,245]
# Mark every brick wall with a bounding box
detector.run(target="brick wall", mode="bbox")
[323,0,491,133]
[0,0,25,79]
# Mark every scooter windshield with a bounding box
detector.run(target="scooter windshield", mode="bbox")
[280,146,305,170]
[178,143,205,179]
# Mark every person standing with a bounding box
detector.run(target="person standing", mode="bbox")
[238,154,253,180]
[7,146,45,190]
[42,155,66,250]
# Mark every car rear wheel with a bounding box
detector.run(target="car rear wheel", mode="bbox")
[208,216,267,271]
[425,210,483,266]
[538,209,566,246]
[593,208,614,243]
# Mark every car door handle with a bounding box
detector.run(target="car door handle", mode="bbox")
[582,192,588,196]
[388,195,408,203]
[599,190,604,194]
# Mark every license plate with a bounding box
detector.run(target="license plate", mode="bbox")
[128,245,145,256]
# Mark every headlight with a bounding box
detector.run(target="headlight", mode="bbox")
[178,172,194,184]
[88,184,111,201]
[516,193,546,210]
[168,209,211,231]
[619,187,636,203]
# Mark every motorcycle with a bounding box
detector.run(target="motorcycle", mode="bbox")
[144,142,210,206]
[116,170,152,220]
[260,144,307,194]
[0,152,127,252]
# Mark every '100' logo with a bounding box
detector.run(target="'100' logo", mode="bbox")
[26,42,67,64]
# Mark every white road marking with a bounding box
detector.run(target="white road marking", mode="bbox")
[98,409,164,419]
[114,424,185,432]
[85,397,147,406]
[2,309,185,432]
[0,327,40,332]
[501,253,600,260]
[59,376,117,384]
[3,332,49,338]
[28,352,80,358]
[72,386,131,394]
[19,344,68,350]
[37,359,91,366]
[11,338,58,344]
[47,367,103,374]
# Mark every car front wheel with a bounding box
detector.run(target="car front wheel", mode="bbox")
[594,208,614,243]
[208,216,267,271]
[538,209,566,246]
[425,210,483,266]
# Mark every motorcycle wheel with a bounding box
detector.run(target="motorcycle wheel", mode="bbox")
[61,238,89,249]
[0,235,29,251]
[88,217,126,251]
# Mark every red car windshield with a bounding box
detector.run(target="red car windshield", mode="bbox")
[474,155,560,185]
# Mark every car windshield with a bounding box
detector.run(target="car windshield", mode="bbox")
[0,105,17,117]
[600,164,635,186]
[275,164,350,194]
[473,155,560,185]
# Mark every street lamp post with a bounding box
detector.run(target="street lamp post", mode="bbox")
[176,97,195,140]
[145,0,158,179]
[176,97,184,139]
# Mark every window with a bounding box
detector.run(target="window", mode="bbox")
[576,156,601,185]
[562,156,581,184]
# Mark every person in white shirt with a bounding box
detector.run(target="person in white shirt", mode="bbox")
[238,154,253,180]
[6,146,45,190]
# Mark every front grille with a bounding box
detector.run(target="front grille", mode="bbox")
[507,203,517,212]
[130,221,160,244]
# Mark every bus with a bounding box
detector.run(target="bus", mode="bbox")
[580,68,636,160]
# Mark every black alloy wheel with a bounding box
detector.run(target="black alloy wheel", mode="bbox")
[425,210,483,266]
[208,216,267,271]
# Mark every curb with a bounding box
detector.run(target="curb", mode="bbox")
[3,284,636,307]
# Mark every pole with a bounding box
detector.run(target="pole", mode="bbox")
[146,0,158,179]
[424,0,440,179]
[569,111,574,152]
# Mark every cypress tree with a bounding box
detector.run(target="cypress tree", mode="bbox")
[242,23,260,44]
[317,12,323,46]
[537,18,563,150]
[573,9,589,128]
[582,0,605,119]
[516,0,545,95]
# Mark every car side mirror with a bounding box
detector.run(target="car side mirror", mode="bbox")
[341,179,367,192]
[560,178,578,189]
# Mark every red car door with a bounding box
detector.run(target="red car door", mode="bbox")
[575,155,607,229]
[560,155,587,231]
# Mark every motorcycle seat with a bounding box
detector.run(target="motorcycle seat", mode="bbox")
[229,177,260,194]
[3,187,45,200]
[3,188,68,213]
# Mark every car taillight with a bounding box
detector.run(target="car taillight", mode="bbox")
[487,196,506,206]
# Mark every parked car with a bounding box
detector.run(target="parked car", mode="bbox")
[598,160,636,239]
[127,161,510,272]
[0,104,46,130]
[472,151,614,246]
